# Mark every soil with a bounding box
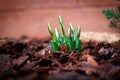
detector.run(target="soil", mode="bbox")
[0,37,120,80]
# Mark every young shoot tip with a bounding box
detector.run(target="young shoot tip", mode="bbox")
[77,26,81,38]
[48,23,53,37]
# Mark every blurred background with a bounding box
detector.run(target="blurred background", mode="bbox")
[0,0,120,39]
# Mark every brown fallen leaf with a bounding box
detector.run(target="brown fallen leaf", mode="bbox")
[81,54,98,67]
[78,54,99,74]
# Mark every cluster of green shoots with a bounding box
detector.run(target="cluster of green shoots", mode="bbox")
[102,0,120,29]
[48,16,81,53]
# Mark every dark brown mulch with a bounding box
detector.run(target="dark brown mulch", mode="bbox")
[0,37,120,80]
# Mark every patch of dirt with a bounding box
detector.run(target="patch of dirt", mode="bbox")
[0,37,120,80]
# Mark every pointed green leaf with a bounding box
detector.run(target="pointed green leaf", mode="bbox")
[68,27,71,37]
[58,16,66,36]
[55,28,60,39]
[73,31,77,41]
[72,40,76,50]
[69,23,74,34]
[75,38,81,52]
[55,28,61,45]
[65,39,71,50]
[51,41,59,52]
[76,26,81,38]
[48,23,53,37]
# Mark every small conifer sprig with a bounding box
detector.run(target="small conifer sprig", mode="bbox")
[48,16,81,52]
[102,1,120,29]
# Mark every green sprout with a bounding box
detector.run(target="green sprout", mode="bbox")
[48,16,81,53]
